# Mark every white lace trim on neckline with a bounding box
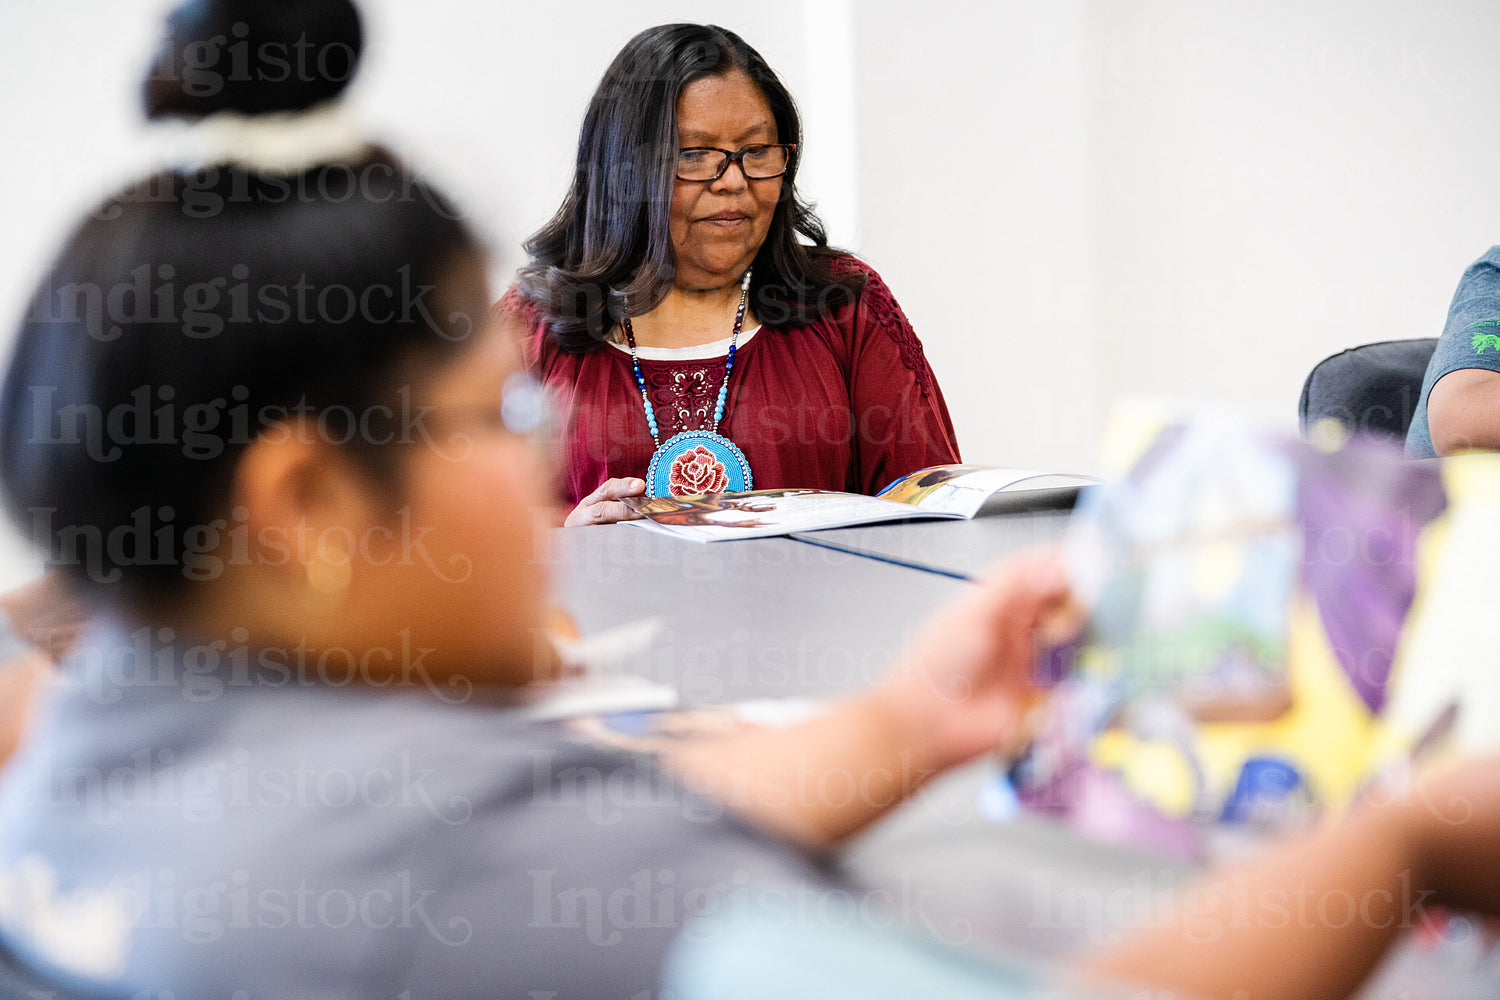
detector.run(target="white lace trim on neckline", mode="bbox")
[606,325,761,361]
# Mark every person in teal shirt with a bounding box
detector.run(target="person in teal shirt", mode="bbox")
[1408,246,1500,456]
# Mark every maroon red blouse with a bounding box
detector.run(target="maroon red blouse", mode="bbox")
[502,259,961,506]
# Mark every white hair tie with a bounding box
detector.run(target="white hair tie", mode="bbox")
[165,101,369,173]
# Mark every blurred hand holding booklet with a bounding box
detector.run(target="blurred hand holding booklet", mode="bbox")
[1012,398,1495,861]
[621,464,1097,542]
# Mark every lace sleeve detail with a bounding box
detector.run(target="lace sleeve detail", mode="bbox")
[850,265,934,399]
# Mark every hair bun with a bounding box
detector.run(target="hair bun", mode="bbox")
[144,0,363,120]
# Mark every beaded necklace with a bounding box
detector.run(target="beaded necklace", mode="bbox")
[623,269,755,497]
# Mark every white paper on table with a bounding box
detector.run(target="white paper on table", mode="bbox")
[518,619,678,722]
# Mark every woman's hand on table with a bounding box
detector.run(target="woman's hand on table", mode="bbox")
[563,478,646,526]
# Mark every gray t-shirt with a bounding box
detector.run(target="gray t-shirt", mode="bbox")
[1407,246,1500,457]
[0,623,837,998]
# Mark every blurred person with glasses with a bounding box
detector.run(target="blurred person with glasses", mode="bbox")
[499,25,961,526]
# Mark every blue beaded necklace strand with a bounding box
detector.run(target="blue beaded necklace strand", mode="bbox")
[624,270,756,497]
[622,268,752,446]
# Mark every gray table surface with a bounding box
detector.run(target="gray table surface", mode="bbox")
[548,517,1489,999]
[790,507,1075,580]
[546,522,967,702]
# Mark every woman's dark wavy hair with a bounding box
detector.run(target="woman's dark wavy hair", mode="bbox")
[518,23,864,352]
[0,0,482,608]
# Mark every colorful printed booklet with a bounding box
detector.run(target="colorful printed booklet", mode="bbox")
[1010,402,1468,862]
[621,464,1097,542]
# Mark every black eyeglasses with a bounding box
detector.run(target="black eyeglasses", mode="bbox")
[676,144,797,182]
[424,373,556,442]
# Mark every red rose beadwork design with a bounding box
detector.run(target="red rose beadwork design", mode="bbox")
[669,445,729,496]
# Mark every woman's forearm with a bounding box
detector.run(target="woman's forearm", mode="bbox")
[661,690,941,848]
[1081,754,1500,1000]
[1077,796,1440,1000]
[1085,814,1417,999]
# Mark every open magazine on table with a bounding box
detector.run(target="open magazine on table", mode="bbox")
[620,464,1098,542]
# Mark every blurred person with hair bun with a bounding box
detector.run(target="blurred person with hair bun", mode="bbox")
[2,3,1500,999]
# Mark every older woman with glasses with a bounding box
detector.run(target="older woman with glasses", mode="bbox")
[499,24,961,526]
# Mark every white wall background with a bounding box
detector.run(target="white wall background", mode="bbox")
[3,0,1500,587]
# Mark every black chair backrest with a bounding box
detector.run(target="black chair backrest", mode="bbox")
[1298,338,1439,440]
